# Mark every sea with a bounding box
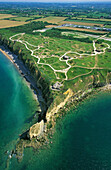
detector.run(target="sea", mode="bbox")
[0,51,111,170]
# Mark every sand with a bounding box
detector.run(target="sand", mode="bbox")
[0,46,40,102]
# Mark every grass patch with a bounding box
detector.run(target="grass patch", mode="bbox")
[34,16,67,24]
[97,52,111,69]
[68,55,95,67]
[67,67,91,79]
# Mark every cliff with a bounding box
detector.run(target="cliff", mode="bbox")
[0,36,53,119]
[46,88,73,122]
[29,120,45,139]
[1,33,111,160]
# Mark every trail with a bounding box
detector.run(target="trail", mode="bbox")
[9,33,110,85]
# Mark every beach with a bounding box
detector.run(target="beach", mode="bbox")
[0,50,41,170]
[0,46,44,106]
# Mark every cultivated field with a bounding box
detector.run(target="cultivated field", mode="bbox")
[58,27,107,34]
[46,25,57,28]
[8,17,31,22]
[0,14,16,19]
[60,21,103,27]
[0,20,26,28]
[0,14,109,34]
[6,15,42,22]
[35,16,67,24]
[71,17,111,22]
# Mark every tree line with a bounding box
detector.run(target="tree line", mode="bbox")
[5,21,50,34]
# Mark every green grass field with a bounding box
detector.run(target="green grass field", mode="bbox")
[67,67,91,79]
[19,33,94,57]
[7,31,111,83]
[0,25,111,92]
[97,51,111,68]
[68,55,95,67]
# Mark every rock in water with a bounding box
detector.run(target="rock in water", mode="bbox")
[29,120,44,139]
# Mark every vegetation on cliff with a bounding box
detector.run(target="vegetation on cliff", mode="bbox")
[0,21,111,122]
[0,2,111,164]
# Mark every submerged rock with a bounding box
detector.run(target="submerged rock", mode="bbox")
[5,150,9,154]
[9,154,12,159]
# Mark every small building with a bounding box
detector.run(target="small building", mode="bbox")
[52,82,63,90]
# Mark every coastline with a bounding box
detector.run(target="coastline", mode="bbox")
[1,45,111,126]
[0,46,42,103]
[1,45,111,166]
[45,84,111,137]
[0,48,14,63]
[0,45,47,168]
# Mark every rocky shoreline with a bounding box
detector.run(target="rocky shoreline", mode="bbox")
[14,83,111,163]
[0,46,48,168]
[0,46,46,112]
[1,45,111,169]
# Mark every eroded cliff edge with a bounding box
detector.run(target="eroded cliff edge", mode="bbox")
[1,36,111,162]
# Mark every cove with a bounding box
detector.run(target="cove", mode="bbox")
[10,91,111,170]
[0,51,38,169]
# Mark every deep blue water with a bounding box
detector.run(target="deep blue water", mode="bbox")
[1,51,111,170]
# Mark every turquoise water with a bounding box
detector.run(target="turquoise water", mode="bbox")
[0,52,38,169]
[1,52,111,170]
[9,92,111,169]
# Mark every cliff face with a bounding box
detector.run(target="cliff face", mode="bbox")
[0,37,53,119]
[45,71,111,124]
[29,120,44,139]
[1,35,111,140]
[46,88,73,122]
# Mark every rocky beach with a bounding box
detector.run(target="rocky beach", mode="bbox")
[0,46,46,110]
[1,45,111,170]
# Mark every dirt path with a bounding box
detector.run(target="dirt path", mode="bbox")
[9,33,110,86]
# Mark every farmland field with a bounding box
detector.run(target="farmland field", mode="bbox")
[69,17,111,22]
[5,16,42,22]
[58,26,107,34]
[35,16,67,24]
[0,14,110,34]
[0,20,26,28]
[0,14,16,19]
[60,21,103,27]
[7,17,32,22]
